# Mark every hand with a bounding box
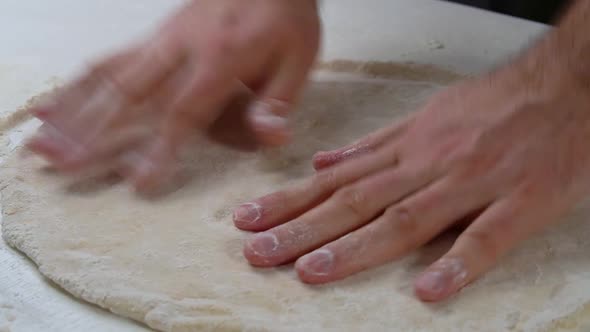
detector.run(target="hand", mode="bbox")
[233,53,590,302]
[27,0,320,193]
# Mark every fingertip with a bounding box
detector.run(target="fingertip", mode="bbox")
[25,136,47,155]
[26,138,89,174]
[247,99,292,147]
[294,259,316,283]
[295,249,337,284]
[233,202,264,231]
[414,275,446,302]
[129,160,162,195]
[295,258,328,284]
[243,232,282,267]
[312,151,334,171]
[414,257,470,302]
[26,134,65,161]
[242,244,265,267]
[234,190,299,232]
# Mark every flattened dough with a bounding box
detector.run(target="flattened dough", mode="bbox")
[3,64,590,332]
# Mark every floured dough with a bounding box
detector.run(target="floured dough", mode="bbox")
[3,64,590,332]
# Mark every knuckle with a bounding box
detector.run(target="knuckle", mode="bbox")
[375,145,400,167]
[333,186,369,219]
[445,136,478,167]
[387,150,401,167]
[313,170,339,193]
[383,205,419,235]
[454,141,498,180]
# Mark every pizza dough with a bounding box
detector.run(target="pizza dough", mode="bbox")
[3,64,590,332]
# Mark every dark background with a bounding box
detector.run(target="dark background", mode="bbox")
[448,0,566,23]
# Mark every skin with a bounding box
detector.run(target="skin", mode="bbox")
[234,0,590,302]
[27,0,320,192]
[28,0,590,302]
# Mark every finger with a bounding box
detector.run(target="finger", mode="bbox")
[26,122,85,162]
[32,37,171,124]
[56,126,153,172]
[100,33,186,103]
[30,38,184,167]
[233,143,401,231]
[243,160,441,267]
[28,124,151,173]
[120,142,182,195]
[54,33,182,116]
[293,176,494,284]
[247,53,313,147]
[29,80,129,168]
[65,35,185,139]
[129,60,235,193]
[414,193,558,302]
[312,117,412,171]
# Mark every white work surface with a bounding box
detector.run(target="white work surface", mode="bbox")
[0,1,547,331]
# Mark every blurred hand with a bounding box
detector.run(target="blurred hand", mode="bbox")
[28,0,320,192]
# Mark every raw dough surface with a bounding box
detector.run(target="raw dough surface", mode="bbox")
[3,64,590,332]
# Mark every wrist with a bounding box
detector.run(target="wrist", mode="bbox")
[504,34,589,101]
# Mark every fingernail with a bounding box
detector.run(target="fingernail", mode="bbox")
[233,202,262,224]
[249,102,288,131]
[123,152,156,179]
[247,233,279,257]
[416,258,468,297]
[416,270,447,295]
[299,249,334,276]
